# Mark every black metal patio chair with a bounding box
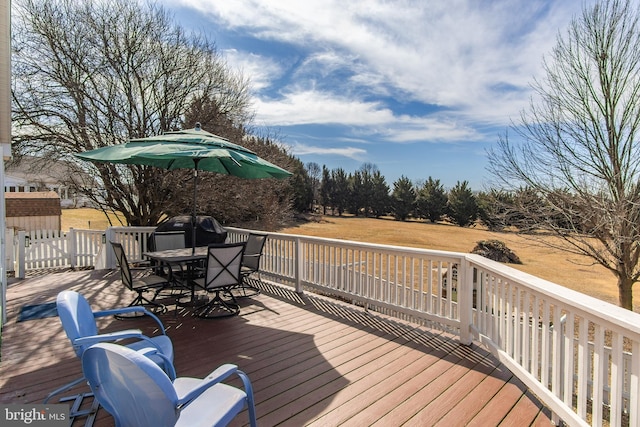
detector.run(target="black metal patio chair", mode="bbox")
[193,242,246,318]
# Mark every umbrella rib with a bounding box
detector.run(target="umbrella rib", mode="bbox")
[221,157,241,175]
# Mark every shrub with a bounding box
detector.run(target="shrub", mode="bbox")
[471,240,522,264]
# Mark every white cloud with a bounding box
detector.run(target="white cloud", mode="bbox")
[221,49,283,92]
[289,142,367,160]
[381,116,481,143]
[168,0,587,138]
[253,90,392,126]
[252,89,480,143]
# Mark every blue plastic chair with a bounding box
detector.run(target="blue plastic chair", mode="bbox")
[45,290,174,404]
[82,342,258,427]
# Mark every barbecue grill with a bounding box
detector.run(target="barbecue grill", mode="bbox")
[154,215,227,248]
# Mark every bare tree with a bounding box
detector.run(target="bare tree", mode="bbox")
[11,0,252,225]
[488,0,640,309]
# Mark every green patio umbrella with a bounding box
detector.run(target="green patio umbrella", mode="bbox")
[76,124,292,252]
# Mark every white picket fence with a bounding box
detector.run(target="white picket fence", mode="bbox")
[14,229,105,275]
[12,227,157,277]
[9,226,640,426]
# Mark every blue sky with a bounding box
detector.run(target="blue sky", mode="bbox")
[166,0,593,190]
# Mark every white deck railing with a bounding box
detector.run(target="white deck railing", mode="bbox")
[226,227,640,427]
[12,225,640,426]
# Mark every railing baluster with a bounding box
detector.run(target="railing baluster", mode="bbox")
[576,315,588,419]
[531,294,539,380]
[541,300,550,389]
[610,331,624,427]
[563,311,574,407]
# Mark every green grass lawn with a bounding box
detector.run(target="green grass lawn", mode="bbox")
[61,208,126,231]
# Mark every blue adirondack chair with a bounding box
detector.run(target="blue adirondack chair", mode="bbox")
[82,342,257,427]
[45,291,174,406]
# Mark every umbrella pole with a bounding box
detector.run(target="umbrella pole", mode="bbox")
[192,160,200,255]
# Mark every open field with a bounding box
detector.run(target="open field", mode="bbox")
[61,208,126,230]
[279,215,640,312]
[62,209,640,312]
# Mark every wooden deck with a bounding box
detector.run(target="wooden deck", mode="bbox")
[0,269,553,426]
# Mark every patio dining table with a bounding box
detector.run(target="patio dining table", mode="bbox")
[143,247,208,305]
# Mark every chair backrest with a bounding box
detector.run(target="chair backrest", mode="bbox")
[152,231,186,252]
[110,241,133,290]
[204,243,245,291]
[242,233,267,272]
[82,343,179,427]
[56,291,99,358]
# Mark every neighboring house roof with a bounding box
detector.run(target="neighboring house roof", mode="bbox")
[5,155,98,191]
[5,156,75,187]
[5,191,61,217]
[4,174,29,187]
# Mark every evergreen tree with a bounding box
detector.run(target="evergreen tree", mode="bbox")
[509,187,548,232]
[320,165,332,215]
[290,161,313,212]
[370,171,390,217]
[331,168,349,216]
[391,176,416,221]
[358,163,377,216]
[348,171,364,215]
[415,177,447,223]
[476,189,513,231]
[306,162,321,210]
[447,181,478,227]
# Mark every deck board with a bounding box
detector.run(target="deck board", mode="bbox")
[0,269,553,426]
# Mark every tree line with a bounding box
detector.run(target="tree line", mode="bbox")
[301,162,482,227]
[292,162,595,233]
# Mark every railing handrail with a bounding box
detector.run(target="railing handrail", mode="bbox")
[228,226,469,258]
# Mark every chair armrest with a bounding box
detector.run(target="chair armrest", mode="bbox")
[74,329,144,347]
[93,307,167,334]
[93,306,147,317]
[177,364,239,408]
[137,348,177,380]
[131,260,152,268]
[241,255,260,266]
[74,330,168,356]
